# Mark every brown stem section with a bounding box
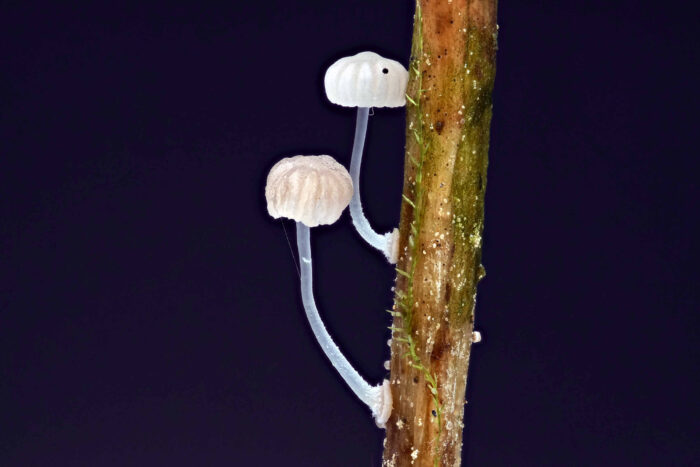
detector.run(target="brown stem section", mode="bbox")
[382,1,497,466]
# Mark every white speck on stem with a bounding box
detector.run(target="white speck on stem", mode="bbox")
[472,331,482,343]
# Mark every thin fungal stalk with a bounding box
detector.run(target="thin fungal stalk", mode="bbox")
[349,107,397,261]
[296,222,390,427]
[382,0,498,466]
[349,107,384,250]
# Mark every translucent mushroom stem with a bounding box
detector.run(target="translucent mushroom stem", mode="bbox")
[349,107,398,263]
[296,222,391,427]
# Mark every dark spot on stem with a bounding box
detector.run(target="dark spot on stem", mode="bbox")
[431,339,450,362]
[435,120,444,134]
[445,282,452,302]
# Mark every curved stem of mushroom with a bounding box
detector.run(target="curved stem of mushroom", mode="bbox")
[296,222,391,426]
[349,107,396,262]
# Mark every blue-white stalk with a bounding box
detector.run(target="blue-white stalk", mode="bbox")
[349,107,398,263]
[296,222,391,427]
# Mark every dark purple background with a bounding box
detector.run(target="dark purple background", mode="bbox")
[1,1,697,465]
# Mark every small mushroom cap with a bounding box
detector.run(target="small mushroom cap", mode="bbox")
[265,155,353,227]
[324,51,409,108]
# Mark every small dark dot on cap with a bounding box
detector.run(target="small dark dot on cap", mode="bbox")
[382,68,389,74]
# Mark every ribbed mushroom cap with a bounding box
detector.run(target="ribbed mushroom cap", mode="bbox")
[265,155,353,227]
[324,51,408,108]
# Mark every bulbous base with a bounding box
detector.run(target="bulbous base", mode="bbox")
[383,228,400,264]
[369,379,393,428]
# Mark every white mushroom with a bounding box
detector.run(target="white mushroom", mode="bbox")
[324,52,408,263]
[265,155,392,428]
[266,155,353,227]
[324,51,408,108]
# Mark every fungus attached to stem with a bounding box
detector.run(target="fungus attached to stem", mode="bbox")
[265,155,392,427]
[349,107,400,262]
[324,51,409,263]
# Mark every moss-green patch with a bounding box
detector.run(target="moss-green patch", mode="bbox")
[446,26,497,328]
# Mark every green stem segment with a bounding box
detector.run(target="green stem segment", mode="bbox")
[382,1,498,466]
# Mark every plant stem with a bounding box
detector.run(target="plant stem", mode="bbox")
[382,1,498,465]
